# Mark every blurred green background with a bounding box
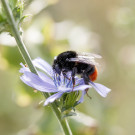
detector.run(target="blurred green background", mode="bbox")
[0,0,135,135]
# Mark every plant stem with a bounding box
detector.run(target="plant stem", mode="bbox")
[1,0,36,74]
[44,94,72,135]
[1,0,72,134]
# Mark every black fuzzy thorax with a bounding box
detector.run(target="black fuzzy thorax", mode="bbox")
[53,51,77,71]
[53,51,93,74]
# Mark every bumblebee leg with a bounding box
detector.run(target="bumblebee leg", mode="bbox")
[82,73,92,99]
[71,67,77,90]
[62,70,70,80]
[86,91,92,99]
[83,73,89,84]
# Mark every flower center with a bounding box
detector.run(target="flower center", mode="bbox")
[53,73,73,91]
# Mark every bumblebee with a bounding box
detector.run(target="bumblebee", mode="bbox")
[53,51,101,86]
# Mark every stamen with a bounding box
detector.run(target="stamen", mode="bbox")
[53,74,57,87]
[66,78,72,88]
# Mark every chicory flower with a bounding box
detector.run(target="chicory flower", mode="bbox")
[20,58,91,106]
[19,57,111,106]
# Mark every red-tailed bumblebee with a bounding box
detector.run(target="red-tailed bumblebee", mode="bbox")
[53,51,101,86]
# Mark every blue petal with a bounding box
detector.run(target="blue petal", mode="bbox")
[74,85,91,91]
[37,71,54,86]
[58,87,72,92]
[78,91,86,103]
[89,81,111,97]
[66,72,72,78]
[44,92,64,106]
[19,63,30,73]
[33,57,53,77]
[75,78,85,85]
[58,84,91,93]
[20,63,54,86]
[20,71,57,93]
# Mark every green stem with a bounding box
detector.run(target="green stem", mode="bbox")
[1,0,36,74]
[1,0,72,134]
[44,94,72,135]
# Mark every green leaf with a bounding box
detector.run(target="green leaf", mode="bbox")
[18,14,31,26]
[0,0,24,35]
[73,101,81,107]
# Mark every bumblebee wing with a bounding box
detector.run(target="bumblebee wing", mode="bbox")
[68,57,99,66]
[78,52,102,59]
[68,52,101,65]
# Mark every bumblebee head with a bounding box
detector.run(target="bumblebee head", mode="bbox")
[52,58,61,75]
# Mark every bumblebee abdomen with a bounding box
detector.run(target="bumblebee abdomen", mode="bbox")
[89,67,98,81]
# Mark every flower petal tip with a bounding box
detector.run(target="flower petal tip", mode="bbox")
[89,81,111,97]
[44,92,64,106]
[43,102,48,106]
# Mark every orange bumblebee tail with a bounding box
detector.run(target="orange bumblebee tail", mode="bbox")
[89,66,98,82]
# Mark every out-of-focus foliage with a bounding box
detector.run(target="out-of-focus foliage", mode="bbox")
[0,0,28,35]
[1,0,135,135]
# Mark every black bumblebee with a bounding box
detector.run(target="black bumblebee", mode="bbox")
[52,51,101,86]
